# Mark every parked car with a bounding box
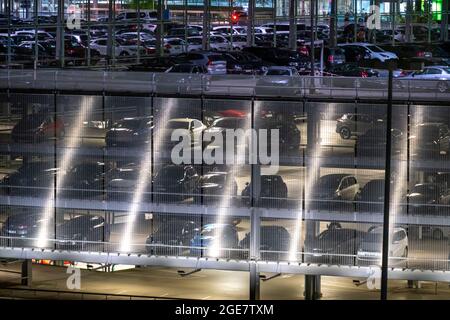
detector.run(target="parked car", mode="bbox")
[357,226,408,266]
[152,164,200,202]
[174,51,227,74]
[311,174,360,210]
[106,163,145,201]
[145,217,199,255]
[239,225,291,260]
[355,179,385,213]
[193,171,238,204]
[355,127,404,157]
[156,118,207,150]
[401,66,450,93]
[258,117,301,154]
[11,112,65,143]
[242,46,310,71]
[56,215,108,250]
[0,162,59,196]
[0,211,53,246]
[304,227,366,265]
[241,175,288,207]
[407,183,446,215]
[338,42,398,64]
[409,122,450,158]
[336,113,384,140]
[190,223,239,258]
[105,116,154,147]
[255,66,301,96]
[59,162,107,199]
[329,63,379,78]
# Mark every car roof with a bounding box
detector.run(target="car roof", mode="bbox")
[168,118,196,122]
[368,226,406,234]
[320,173,354,179]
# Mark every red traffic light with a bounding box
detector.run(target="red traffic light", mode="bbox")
[231,12,239,23]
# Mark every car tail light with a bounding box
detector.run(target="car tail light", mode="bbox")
[360,71,368,78]
[417,51,425,57]
[207,59,213,66]
[164,44,171,49]
[66,49,75,55]
[328,55,334,63]
[399,70,408,77]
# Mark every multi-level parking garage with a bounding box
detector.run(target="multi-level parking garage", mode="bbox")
[0,0,450,302]
[0,69,450,300]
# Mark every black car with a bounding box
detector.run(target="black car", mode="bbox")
[329,63,379,78]
[355,127,404,158]
[1,162,59,196]
[379,44,449,69]
[241,175,288,207]
[409,123,450,159]
[193,171,238,204]
[407,183,446,215]
[242,46,310,70]
[304,227,366,265]
[59,162,107,199]
[152,164,200,202]
[105,116,154,147]
[355,179,385,213]
[219,51,266,75]
[239,225,291,260]
[128,56,185,72]
[11,112,65,143]
[145,217,199,255]
[0,211,54,247]
[258,118,301,154]
[56,215,109,250]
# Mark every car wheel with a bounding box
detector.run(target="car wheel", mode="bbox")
[339,127,352,139]
[433,228,444,240]
[437,81,448,93]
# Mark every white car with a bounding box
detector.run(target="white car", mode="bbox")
[188,35,230,51]
[90,38,146,58]
[164,38,188,55]
[254,26,273,34]
[357,226,408,266]
[224,35,247,50]
[186,36,203,52]
[338,42,398,63]
[212,25,246,35]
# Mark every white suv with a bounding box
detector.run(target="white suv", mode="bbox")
[357,226,408,266]
[338,42,398,63]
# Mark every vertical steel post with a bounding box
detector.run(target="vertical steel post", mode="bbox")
[156,0,163,56]
[380,69,393,301]
[441,0,449,41]
[288,0,297,50]
[405,0,412,42]
[107,0,114,65]
[56,0,65,67]
[21,259,32,286]
[310,0,315,76]
[202,0,210,50]
[247,0,256,47]
[329,0,337,47]
[304,274,321,300]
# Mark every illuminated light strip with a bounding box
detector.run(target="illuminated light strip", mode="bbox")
[36,96,95,248]
[119,99,176,252]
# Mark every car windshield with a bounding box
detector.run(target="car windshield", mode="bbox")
[166,121,190,129]
[266,69,291,76]
[113,119,142,129]
[201,174,226,184]
[411,184,440,195]
[366,45,384,53]
[363,232,382,243]
[318,175,342,189]
[169,65,193,73]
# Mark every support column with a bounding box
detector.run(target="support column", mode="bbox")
[288,0,297,50]
[405,0,413,42]
[21,259,32,286]
[247,0,256,47]
[304,274,321,300]
[156,0,164,56]
[249,262,260,300]
[441,0,449,41]
[56,0,65,67]
[202,0,210,50]
[329,0,337,47]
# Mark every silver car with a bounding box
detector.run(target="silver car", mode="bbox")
[402,66,450,93]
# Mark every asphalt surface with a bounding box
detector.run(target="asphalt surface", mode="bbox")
[1,262,450,300]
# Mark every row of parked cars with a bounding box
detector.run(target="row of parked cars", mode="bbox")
[0,209,409,266]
